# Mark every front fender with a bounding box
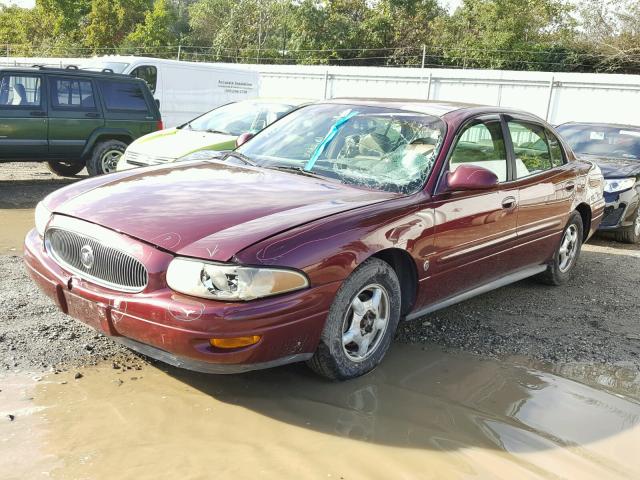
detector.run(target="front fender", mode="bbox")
[80,128,135,158]
[234,194,435,287]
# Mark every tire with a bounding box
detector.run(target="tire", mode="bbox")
[614,207,640,244]
[46,160,84,177]
[307,258,401,380]
[87,140,128,176]
[538,211,584,286]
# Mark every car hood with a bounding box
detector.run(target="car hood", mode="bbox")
[583,155,640,178]
[49,161,396,261]
[129,128,237,159]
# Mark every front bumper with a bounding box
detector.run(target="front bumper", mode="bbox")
[24,228,338,373]
[599,188,639,231]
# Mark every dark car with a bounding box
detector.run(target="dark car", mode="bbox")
[556,122,640,243]
[0,66,162,176]
[25,100,604,380]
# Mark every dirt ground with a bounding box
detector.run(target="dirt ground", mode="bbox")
[1,161,639,373]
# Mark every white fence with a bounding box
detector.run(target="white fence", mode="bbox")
[220,64,640,126]
[4,57,640,126]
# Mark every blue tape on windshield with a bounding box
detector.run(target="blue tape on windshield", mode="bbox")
[304,110,359,171]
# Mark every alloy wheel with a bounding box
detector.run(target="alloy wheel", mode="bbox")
[634,209,640,237]
[341,284,390,362]
[101,149,123,173]
[558,224,579,272]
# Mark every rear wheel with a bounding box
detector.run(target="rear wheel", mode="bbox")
[538,211,583,286]
[615,207,640,244]
[46,160,84,177]
[307,258,401,380]
[87,140,127,176]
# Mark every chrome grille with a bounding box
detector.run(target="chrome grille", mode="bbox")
[46,228,148,292]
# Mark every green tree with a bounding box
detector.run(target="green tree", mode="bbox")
[84,0,152,52]
[125,0,179,49]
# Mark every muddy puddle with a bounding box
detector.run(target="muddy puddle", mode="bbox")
[0,209,33,254]
[1,345,639,480]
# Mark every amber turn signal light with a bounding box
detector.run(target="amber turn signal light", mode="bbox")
[210,336,261,349]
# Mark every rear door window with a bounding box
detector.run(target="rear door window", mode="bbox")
[98,80,149,112]
[0,74,42,107]
[50,77,96,110]
[129,66,157,94]
[507,121,554,178]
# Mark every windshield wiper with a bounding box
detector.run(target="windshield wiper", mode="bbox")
[266,165,328,180]
[206,129,230,135]
[224,151,257,166]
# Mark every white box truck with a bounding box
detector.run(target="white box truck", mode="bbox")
[81,56,259,127]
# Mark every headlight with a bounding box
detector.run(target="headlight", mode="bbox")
[166,258,309,301]
[178,150,227,162]
[34,202,52,237]
[604,177,636,193]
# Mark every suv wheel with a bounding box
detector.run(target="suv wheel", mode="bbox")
[307,258,401,380]
[538,211,583,286]
[46,160,84,177]
[88,140,128,176]
[615,206,640,244]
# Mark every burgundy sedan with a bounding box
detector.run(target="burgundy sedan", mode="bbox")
[25,100,605,379]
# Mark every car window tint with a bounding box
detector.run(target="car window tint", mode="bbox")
[130,66,157,94]
[508,121,554,178]
[98,80,148,111]
[546,130,564,167]
[0,74,41,107]
[51,78,96,109]
[450,119,508,182]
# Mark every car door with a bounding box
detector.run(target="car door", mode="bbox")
[426,115,520,304]
[47,75,105,160]
[0,72,47,159]
[503,116,577,265]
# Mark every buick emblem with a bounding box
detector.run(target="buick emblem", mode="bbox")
[80,244,95,269]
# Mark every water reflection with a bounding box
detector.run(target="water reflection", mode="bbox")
[170,344,640,453]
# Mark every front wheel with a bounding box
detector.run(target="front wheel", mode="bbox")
[46,160,84,177]
[538,211,583,286]
[615,206,640,244]
[87,140,127,176]
[307,258,401,380]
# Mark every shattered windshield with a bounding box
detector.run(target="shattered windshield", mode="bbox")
[557,124,640,160]
[236,104,445,194]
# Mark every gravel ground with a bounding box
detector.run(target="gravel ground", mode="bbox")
[1,162,639,372]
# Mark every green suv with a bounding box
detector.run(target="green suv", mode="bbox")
[0,66,162,176]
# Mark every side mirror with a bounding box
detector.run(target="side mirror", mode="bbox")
[446,164,498,191]
[235,132,254,148]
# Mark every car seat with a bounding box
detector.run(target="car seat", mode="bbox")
[359,133,392,157]
[12,83,27,105]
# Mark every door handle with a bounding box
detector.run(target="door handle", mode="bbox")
[565,182,575,191]
[501,196,517,209]
[29,111,46,117]
[85,112,101,118]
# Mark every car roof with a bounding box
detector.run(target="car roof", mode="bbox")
[319,98,484,116]
[243,97,312,107]
[557,121,640,130]
[0,65,142,81]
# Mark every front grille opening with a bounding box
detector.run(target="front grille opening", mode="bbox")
[46,228,148,292]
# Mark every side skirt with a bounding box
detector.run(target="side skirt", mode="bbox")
[405,264,547,321]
